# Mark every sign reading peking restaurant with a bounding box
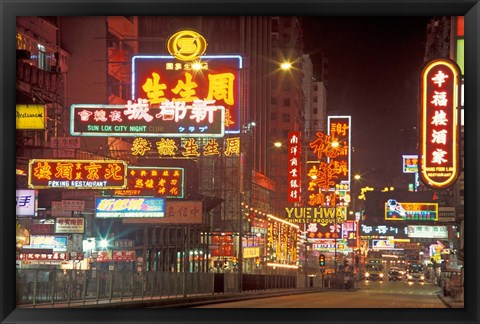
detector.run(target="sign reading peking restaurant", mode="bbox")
[28,159,127,189]
[419,59,460,189]
[70,99,225,137]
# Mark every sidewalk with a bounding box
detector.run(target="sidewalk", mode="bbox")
[437,293,464,308]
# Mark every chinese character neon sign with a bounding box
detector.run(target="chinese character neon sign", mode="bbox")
[419,59,460,189]
[28,159,127,189]
[132,55,242,134]
[288,131,301,203]
[71,99,225,137]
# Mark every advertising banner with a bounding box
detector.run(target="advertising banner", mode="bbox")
[285,206,347,224]
[385,200,438,221]
[403,155,419,173]
[55,217,85,234]
[112,250,136,262]
[16,189,36,217]
[122,201,202,224]
[24,235,68,252]
[407,225,448,239]
[16,104,46,130]
[95,197,165,218]
[210,233,235,257]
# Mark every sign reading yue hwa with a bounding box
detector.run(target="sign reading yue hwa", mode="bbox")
[419,59,460,189]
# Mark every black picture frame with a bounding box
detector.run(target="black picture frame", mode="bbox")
[2,1,479,324]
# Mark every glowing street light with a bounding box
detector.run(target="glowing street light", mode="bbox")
[280,62,292,70]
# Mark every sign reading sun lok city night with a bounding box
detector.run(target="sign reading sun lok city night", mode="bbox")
[70,99,225,137]
[419,59,460,189]
[28,159,127,189]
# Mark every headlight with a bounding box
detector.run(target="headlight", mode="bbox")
[379,273,384,278]
[365,272,370,277]
[420,276,425,280]
[408,275,412,279]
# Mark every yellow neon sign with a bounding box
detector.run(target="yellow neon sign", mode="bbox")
[167,30,207,61]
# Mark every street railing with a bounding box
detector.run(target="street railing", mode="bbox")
[16,269,298,307]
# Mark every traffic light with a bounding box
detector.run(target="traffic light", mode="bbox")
[319,254,326,267]
[255,257,261,268]
[232,257,238,267]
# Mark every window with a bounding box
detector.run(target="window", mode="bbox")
[283,98,290,106]
[313,108,318,114]
[313,84,318,91]
[313,96,318,103]
[282,113,290,122]
[283,81,291,91]
[271,112,277,121]
[283,33,291,43]
[271,97,277,105]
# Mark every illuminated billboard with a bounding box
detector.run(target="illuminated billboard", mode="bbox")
[127,166,184,198]
[327,116,351,190]
[122,201,203,224]
[23,235,68,252]
[385,200,438,221]
[28,159,127,189]
[419,59,460,189]
[16,104,46,130]
[132,55,243,134]
[407,225,448,239]
[16,189,37,217]
[285,206,347,224]
[70,100,225,137]
[287,131,301,203]
[403,154,418,173]
[55,217,85,234]
[95,197,165,218]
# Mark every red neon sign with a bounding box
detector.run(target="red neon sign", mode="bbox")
[419,59,460,189]
[287,131,301,203]
[132,55,242,134]
[28,159,127,189]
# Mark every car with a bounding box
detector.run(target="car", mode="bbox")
[406,270,425,282]
[388,269,403,281]
[365,264,384,281]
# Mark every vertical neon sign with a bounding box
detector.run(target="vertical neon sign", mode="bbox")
[419,59,460,189]
[287,131,301,203]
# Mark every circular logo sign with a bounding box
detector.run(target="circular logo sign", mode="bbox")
[167,30,207,61]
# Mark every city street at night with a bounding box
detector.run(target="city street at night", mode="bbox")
[6,10,474,322]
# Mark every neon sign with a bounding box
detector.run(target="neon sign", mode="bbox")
[385,200,438,221]
[419,59,460,189]
[127,166,184,198]
[70,99,225,137]
[28,159,127,189]
[95,197,165,218]
[287,131,301,203]
[167,30,208,61]
[132,55,242,133]
[327,116,351,190]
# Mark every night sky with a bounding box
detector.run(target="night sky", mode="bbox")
[301,17,432,186]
